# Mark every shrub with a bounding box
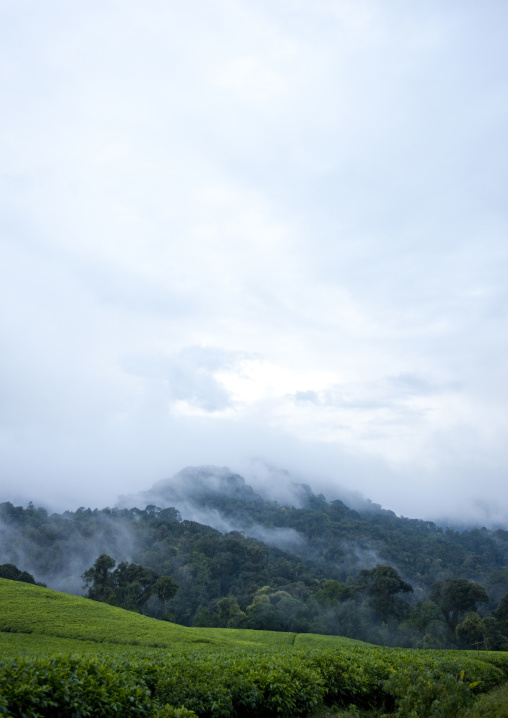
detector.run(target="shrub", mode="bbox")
[383,665,475,718]
[0,656,154,717]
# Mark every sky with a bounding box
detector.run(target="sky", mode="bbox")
[1,0,507,526]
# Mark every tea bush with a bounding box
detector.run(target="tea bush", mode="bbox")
[1,646,507,717]
[0,656,154,717]
[383,666,475,717]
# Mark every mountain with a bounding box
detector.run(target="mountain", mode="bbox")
[121,466,508,592]
[1,465,508,649]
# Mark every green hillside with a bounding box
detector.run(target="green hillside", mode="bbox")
[0,577,365,656]
[2,578,508,717]
[2,477,508,650]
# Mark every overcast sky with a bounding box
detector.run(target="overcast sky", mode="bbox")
[1,0,507,525]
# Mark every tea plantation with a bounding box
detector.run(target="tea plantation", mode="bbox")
[1,578,508,717]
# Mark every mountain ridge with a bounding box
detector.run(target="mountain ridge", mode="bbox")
[1,465,508,649]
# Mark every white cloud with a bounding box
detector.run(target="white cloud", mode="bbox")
[0,0,507,524]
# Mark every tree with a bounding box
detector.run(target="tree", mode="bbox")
[456,612,484,648]
[215,596,246,628]
[0,563,36,585]
[276,595,310,632]
[244,601,281,631]
[356,565,413,620]
[430,578,488,630]
[405,601,444,633]
[313,580,350,606]
[399,600,448,648]
[82,554,116,602]
[245,590,281,630]
[113,562,159,611]
[481,616,508,651]
[493,590,508,633]
[153,575,179,614]
[82,555,165,612]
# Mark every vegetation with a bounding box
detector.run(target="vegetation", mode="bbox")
[0,578,298,650]
[2,578,508,717]
[1,472,508,649]
[82,553,178,613]
[2,474,508,712]
[430,578,489,630]
[1,634,508,717]
[464,679,508,717]
[0,562,40,585]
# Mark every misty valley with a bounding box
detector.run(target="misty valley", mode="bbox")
[2,466,508,650]
[2,466,508,716]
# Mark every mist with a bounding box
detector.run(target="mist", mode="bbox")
[0,505,137,595]
[1,1,508,528]
[0,463,411,601]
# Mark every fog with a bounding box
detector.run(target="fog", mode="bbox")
[0,464,395,598]
[1,1,508,527]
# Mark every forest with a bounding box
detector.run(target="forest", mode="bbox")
[1,469,508,650]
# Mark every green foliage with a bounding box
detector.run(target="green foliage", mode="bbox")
[1,583,508,718]
[1,645,507,718]
[2,491,508,649]
[82,553,116,600]
[2,490,508,647]
[494,590,508,633]
[355,565,413,620]
[383,665,475,717]
[305,648,380,708]
[0,656,155,717]
[481,616,508,651]
[82,554,174,612]
[463,679,508,718]
[0,563,37,585]
[456,612,485,648]
[0,578,300,650]
[429,578,489,629]
[314,579,350,605]
[2,546,508,717]
[139,649,325,717]
[154,575,179,610]
[154,708,197,718]
[400,601,448,649]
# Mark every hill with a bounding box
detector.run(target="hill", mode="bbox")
[117,465,508,596]
[0,577,365,659]
[2,577,508,718]
[1,466,508,649]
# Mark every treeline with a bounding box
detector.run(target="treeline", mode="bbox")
[0,562,39,585]
[1,494,508,648]
[74,554,508,650]
[81,553,178,614]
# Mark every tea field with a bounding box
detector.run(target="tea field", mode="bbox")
[1,578,508,717]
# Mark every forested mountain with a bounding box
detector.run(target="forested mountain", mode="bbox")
[1,466,508,649]
[126,467,508,589]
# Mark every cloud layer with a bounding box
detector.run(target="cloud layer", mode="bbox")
[1,0,507,525]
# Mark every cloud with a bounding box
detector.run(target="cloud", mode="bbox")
[0,1,507,526]
[291,373,461,421]
[121,347,249,413]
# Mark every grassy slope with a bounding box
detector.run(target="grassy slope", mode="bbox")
[2,580,508,716]
[0,578,367,658]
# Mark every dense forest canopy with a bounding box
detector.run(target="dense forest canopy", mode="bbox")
[1,467,507,649]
